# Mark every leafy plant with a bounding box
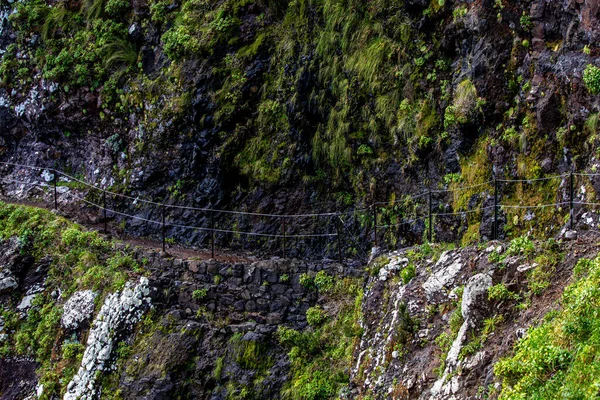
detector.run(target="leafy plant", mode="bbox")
[314,271,334,292]
[495,255,600,398]
[488,283,520,302]
[192,288,208,300]
[583,64,600,94]
[306,306,328,327]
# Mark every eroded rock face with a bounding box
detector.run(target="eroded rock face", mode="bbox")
[0,269,17,293]
[351,246,499,399]
[63,278,151,400]
[431,273,493,398]
[61,290,97,330]
[0,238,24,294]
[422,251,465,303]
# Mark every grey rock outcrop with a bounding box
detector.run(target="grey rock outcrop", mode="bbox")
[422,251,464,303]
[431,273,493,399]
[63,278,151,400]
[61,290,98,330]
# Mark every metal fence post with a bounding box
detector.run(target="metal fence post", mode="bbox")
[428,189,433,243]
[103,189,107,233]
[282,217,287,259]
[161,204,166,252]
[211,211,215,259]
[494,179,498,240]
[570,171,574,230]
[53,169,58,210]
[336,216,343,265]
[373,205,378,248]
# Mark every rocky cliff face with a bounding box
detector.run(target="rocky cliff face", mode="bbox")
[1,0,599,254]
[350,232,600,399]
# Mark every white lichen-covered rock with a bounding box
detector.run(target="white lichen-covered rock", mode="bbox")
[422,251,464,302]
[461,273,493,321]
[63,278,151,400]
[61,290,98,330]
[431,273,492,398]
[378,256,409,281]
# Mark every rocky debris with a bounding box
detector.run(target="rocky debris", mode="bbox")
[350,244,510,399]
[61,290,98,330]
[0,237,29,294]
[0,357,39,400]
[0,269,18,293]
[564,230,578,240]
[63,278,151,400]
[378,256,409,281]
[16,283,45,313]
[517,262,538,273]
[0,315,6,342]
[422,251,464,303]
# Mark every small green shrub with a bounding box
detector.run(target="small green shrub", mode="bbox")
[506,235,536,258]
[162,26,201,61]
[62,342,85,360]
[583,64,600,94]
[299,273,314,288]
[192,288,207,300]
[488,283,520,302]
[400,264,416,284]
[519,13,533,31]
[293,370,336,400]
[314,271,334,291]
[306,306,328,327]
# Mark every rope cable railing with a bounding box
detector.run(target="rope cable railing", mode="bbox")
[1,160,597,260]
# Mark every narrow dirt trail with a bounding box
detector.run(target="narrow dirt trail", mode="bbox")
[1,197,258,263]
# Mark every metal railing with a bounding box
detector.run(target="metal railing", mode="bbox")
[1,160,599,262]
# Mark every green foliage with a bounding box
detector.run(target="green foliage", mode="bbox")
[278,278,363,399]
[299,273,314,288]
[583,64,600,94]
[460,314,504,359]
[495,255,600,398]
[585,112,599,136]
[506,235,535,258]
[400,264,416,284]
[192,288,208,300]
[445,79,481,129]
[15,296,62,360]
[231,335,273,371]
[306,306,328,327]
[104,0,130,17]
[162,26,201,61]
[213,356,225,381]
[452,5,468,21]
[519,13,533,31]
[488,284,520,302]
[62,342,85,360]
[314,271,334,292]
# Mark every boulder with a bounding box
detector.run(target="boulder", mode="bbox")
[62,290,98,330]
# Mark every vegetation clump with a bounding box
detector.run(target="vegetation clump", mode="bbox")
[495,255,600,398]
[277,277,363,399]
[583,64,600,94]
